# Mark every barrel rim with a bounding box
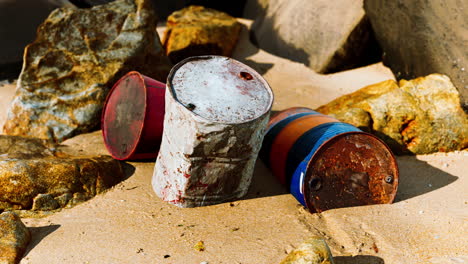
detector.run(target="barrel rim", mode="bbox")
[101,71,148,160]
[166,55,274,125]
[302,131,399,213]
[267,107,316,130]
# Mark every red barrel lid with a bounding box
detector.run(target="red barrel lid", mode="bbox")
[303,132,399,213]
[102,72,161,160]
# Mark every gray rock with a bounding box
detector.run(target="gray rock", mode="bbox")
[247,0,381,73]
[0,211,31,264]
[364,0,468,109]
[0,135,125,211]
[3,0,172,142]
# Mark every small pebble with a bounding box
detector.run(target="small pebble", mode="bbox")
[194,241,206,251]
[419,210,424,214]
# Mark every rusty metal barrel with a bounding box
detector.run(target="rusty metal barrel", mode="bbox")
[101,71,166,160]
[261,107,399,213]
[152,55,273,207]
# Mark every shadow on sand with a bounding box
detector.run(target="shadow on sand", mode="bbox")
[244,154,458,203]
[120,161,137,181]
[244,159,288,200]
[335,255,385,264]
[394,155,458,202]
[23,224,61,257]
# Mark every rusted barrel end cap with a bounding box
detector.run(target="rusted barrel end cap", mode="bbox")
[102,72,153,160]
[304,132,399,213]
[168,55,273,124]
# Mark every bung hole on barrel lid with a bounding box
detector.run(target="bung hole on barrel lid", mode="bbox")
[169,56,272,124]
[309,177,322,191]
[239,71,253,80]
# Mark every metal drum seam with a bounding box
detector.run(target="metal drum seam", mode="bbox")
[261,112,314,167]
[269,115,339,185]
[290,123,362,206]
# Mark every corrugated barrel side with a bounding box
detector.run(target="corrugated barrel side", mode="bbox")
[152,56,273,207]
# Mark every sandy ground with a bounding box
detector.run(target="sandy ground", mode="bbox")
[0,19,466,264]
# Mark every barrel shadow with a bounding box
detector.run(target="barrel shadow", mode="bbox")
[232,23,274,76]
[394,155,458,202]
[241,59,274,76]
[334,255,385,264]
[119,161,137,181]
[244,154,459,202]
[244,159,288,199]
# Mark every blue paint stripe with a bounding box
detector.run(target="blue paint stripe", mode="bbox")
[285,122,342,187]
[289,123,362,206]
[260,112,316,167]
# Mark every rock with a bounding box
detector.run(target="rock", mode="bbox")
[247,0,381,73]
[162,5,242,64]
[3,0,172,143]
[0,211,31,264]
[0,0,71,80]
[69,1,247,20]
[31,194,60,211]
[316,74,468,154]
[364,0,468,109]
[55,193,73,208]
[0,135,125,211]
[280,237,335,264]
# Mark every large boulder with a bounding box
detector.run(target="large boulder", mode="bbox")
[0,211,31,264]
[317,74,468,154]
[3,0,172,143]
[0,0,70,80]
[69,0,247,19]
[0,135,125,211]
[246,0,381,73]
[364,0,468,109]
[162,5,242,64]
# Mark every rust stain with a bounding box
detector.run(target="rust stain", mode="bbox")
[304,133,399,213]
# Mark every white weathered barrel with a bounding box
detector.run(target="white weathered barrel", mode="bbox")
[152,56,273,207]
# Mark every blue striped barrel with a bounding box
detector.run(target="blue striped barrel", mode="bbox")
[261,107,399,213]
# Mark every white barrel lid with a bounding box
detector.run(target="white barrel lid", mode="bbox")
[169,56,273,124]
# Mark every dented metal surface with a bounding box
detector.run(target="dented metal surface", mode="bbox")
[261,107,399,213]
[152,56,273,207]
[303,132,399,213]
